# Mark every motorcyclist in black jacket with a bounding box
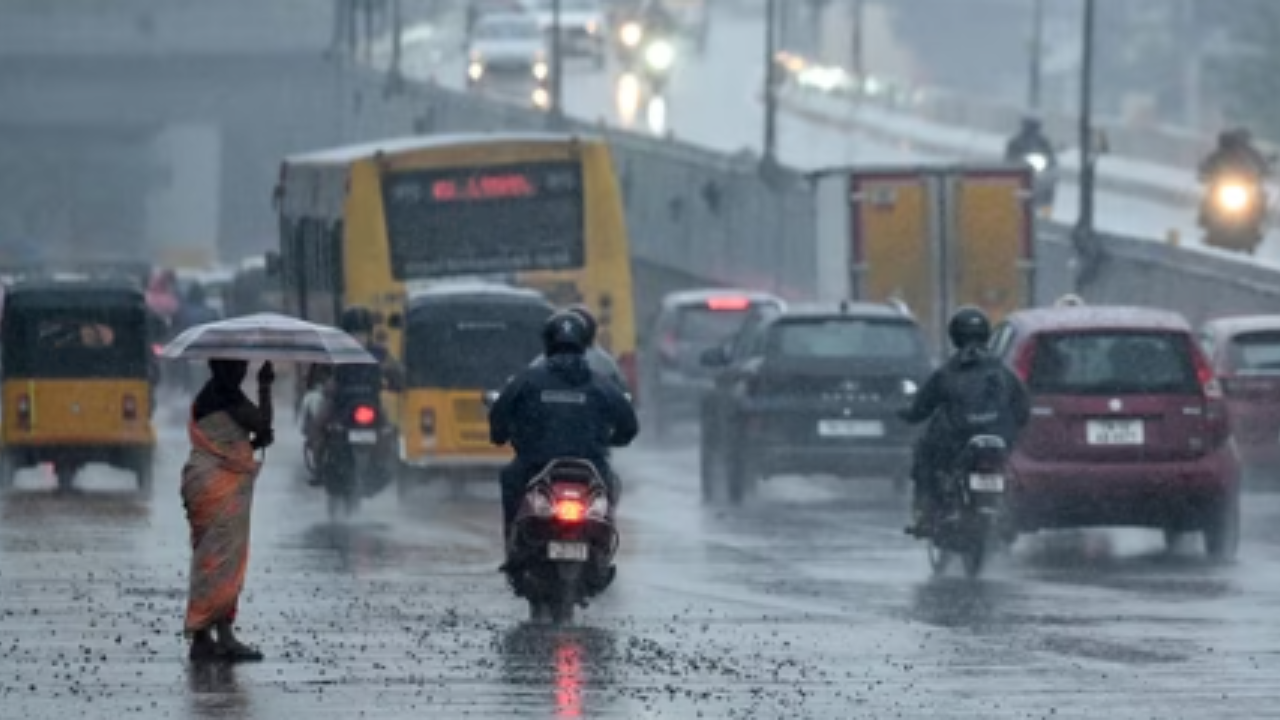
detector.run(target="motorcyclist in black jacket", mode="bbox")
[1005,116,1055,165]
[529,305,629,393]
[1200,128,1270,183]
[899,307,1030,535]
[489,310,639,565]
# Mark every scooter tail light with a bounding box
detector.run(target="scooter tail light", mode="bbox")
[554,498,586,523]
[353,404,377,426]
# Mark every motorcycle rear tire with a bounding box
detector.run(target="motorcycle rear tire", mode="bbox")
[962,543,986,578]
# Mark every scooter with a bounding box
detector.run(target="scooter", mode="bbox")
[908,435,1010,579]
[317,398,396,520]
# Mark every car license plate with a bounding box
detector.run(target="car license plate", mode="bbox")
[347,430,378,445]
[817,420,884,438]
[1086,419,1144,445]
[968,473,1005,492]
[547,541,588,561]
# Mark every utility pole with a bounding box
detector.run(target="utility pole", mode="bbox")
[851,0,865,82]
[1028,0,1044,110]
[1072,0,1099,289]
[550,0,565,122]
[763,0,779,166]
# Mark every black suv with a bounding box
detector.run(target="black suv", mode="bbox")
[698,301,932,503]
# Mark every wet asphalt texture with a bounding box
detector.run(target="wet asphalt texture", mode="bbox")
[1,403,1278,719]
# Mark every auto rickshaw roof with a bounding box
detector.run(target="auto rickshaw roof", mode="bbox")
[405,281,553,313]
[3,280,147,309]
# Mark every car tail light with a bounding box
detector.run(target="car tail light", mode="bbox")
[707,296,751,311]
[554,498,586,523]
[122,394,138,421]
[1190,346,1223,399]
[353,405,377,426]
[419,408,436,436]
[16,393,30,431]
[617,351,638,397]
[1012,341,1037,382]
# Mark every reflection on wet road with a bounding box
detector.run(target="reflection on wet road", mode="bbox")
[2,413,1280,718]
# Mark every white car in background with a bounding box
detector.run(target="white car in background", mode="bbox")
[467,13,551,108]
[521,0,607,67]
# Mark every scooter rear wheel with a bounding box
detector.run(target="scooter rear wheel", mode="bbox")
[927,541,952,576]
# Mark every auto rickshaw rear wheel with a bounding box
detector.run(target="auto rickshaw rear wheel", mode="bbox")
[0,452,15,490]
[134,451,155,497]
[55,465,77,492]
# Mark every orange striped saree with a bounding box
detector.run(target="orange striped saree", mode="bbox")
[181,410,261,635]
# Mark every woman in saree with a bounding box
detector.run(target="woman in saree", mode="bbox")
[183,358,275,662]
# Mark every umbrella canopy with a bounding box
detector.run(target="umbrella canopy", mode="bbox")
[160,312,377,364]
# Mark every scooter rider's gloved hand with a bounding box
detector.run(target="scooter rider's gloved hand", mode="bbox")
[252,428,275,450]
[257,361,275,386]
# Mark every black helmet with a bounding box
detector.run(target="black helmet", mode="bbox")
[341,306,376,334]
[542,310,590,356]
[567,304,597,345]
[948,306,991,349]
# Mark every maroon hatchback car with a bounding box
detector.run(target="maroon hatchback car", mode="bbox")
[992,306,1240,559]
[1200,315,1280,476]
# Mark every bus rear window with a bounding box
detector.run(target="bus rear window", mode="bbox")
[382,161,586,279]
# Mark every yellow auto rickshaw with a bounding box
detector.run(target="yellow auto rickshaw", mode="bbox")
[393,282,554,492]
[0,279,159,493]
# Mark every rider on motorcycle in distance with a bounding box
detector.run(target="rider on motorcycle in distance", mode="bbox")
[898,307,1030,536]
[529,305,629,393]
[1200,128,1270,183]
[1004,116,1055,164]
[308,307,404,481]
[489,310,639,572]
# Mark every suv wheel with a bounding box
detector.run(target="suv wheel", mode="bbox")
[725,426,757,505]
[1204,491,1241,562]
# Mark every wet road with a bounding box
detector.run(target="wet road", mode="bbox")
[2,405,1280,718]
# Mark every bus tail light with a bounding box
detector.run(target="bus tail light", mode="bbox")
[16,394,31,431]
[122,394,138,421]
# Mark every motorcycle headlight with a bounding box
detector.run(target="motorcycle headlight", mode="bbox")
[644,40,675,71]
[620,22,643,47]
[902,379,919,397]
[1024,153,1048,173]
[468,61,484,81]
[1215,181,1253,213]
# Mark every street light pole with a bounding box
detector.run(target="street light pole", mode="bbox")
[1073,0,1099,289]
[763,0,779,165]
[1028,0,1044,110]
[550,0,565,122]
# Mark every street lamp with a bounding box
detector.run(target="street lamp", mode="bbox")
[1028,0,1044,110]
[763,0,779,166]
[1072,0,1100,289]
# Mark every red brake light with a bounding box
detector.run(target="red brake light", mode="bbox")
[554,499,586,523]
[1190,345,1222,399]
[1013,341,1037,382]
[707,296,751,311]
[122,394,138,421]
[353,405,377,426]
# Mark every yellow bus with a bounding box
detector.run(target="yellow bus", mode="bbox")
[271,132,638,458]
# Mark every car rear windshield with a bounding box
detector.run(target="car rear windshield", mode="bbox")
[405,316,546,389]
[676,305,770,343]
[1227,331,1280,373]
[769,318,924,360]
[1028,331,1199,395]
